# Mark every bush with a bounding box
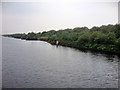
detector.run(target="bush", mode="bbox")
[106,32,116,44]
[90,31,107,44]
[116,38,120,50]
[77,33,90,45]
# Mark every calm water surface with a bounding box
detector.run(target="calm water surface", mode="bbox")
[2,37,119,88]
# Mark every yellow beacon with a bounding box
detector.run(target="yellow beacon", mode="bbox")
[56,40,59,46]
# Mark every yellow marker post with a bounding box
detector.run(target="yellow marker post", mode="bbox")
[56,40,59,46]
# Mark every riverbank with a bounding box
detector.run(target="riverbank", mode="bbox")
[47,39,120,56]
[3,35,120,56]
[2,24,120,56]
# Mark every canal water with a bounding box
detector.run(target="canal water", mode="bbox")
[2,36,119,88]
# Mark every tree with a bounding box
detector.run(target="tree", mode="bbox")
[49,35,57,41]
[116,38,120,50]
[27,32,37,39]
[106,32,116,44]
[90,26,100,32]
[77,33,90,45]
[90,31,107,44]
[114,24,120,38]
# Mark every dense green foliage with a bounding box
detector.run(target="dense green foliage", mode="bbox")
[3,24,120,53]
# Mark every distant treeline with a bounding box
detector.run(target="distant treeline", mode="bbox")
[3,24,120,54]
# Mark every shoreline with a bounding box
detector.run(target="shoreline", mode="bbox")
[2,24,120,57]
[49,41,120,56]
[3,36,120,56]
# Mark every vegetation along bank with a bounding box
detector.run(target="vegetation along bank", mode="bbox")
[3,24,120,55]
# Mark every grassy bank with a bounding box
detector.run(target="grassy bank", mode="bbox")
[3,24,120,55]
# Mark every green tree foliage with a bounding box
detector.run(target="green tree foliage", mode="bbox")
[36,32,41,38]
[90,31,107,44]
[90,26,100,32]
[77,32,90,45]
[49,35,57,41]
[106,32,116,44]
[114,24,120,38]
[27,32,37,39]
[73,27,89,33]
[4,24,120,53]
[116,38,120,50]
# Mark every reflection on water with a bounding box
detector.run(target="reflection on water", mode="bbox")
[2,37,119,88]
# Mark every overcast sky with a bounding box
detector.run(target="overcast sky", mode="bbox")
[1,0,119,34]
